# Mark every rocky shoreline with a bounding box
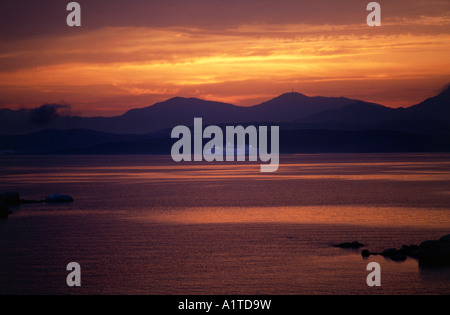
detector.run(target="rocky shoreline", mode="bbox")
[0,192,74,218]
[334,234,450,266]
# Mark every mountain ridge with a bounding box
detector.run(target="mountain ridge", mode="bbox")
[0,86,449,135]
[1,86,450,154]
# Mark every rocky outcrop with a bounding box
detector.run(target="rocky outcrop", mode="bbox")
[417,237,450,266]
[381,248,397,257]
[0,192,74,217]
[390,253,407,261]
[1,192,44,205]
[0,192,21,205]
[439,234,450,243]
[0,200,12,218]
[397,245,419,257]
[0,194,16,218]
[358,235,450,265]
[333,241,365,249]
[45,194,74,203]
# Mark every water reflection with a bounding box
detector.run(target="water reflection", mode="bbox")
[131,205,450,228]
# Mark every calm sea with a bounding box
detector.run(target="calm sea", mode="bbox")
[0,154,449,295]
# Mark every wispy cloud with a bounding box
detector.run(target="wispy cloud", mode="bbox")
[0,1,449,115]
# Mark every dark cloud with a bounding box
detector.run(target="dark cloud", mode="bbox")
[29,104,70,125]
[1,0,449,40]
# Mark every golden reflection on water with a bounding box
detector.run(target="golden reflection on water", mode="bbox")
[132,205,450,228]
[2,160,450,184]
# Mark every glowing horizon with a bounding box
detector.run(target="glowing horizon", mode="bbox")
[0,1,449,116]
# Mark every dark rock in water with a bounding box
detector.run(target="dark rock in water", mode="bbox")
[0,205,12,218]
[417,239,450,265]
[45,194,74,203]
[354,235,450,266]
[409,249,420,259]
[333,241,365,249]
[391,254,407,261]
[439,234,450,243]
[397,245,419,257]
[1,193,43,205]
[379,245,419,259]
[19,199,44,204]
[1,192,21,205]
[382,248,397,257]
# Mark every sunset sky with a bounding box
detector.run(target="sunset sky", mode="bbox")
[0,0,449,116]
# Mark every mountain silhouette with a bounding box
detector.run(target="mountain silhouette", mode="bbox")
[245,92,362,122]
[2,85,450,154]
[299,101,399,123]
[73,93,371,134]
[116,97,246,133]
[0,129,148,154]
[404,86,450,120]
[45,129,450,155]
[0,86,449,138]
[0,92,383,135]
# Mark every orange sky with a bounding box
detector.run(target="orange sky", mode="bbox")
[0,0,449,116]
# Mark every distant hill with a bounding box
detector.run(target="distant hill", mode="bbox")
[300,101,399,123]
[0,129,148,154]
[0,86,447,136]
[295,87,450,134]
[0,92,385,135]
[1,86,450,154]
[1,125,450,155]
[45,129,450,155]
[404,86,450,120]
[243,92,361,122]
[114,97,247,134]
